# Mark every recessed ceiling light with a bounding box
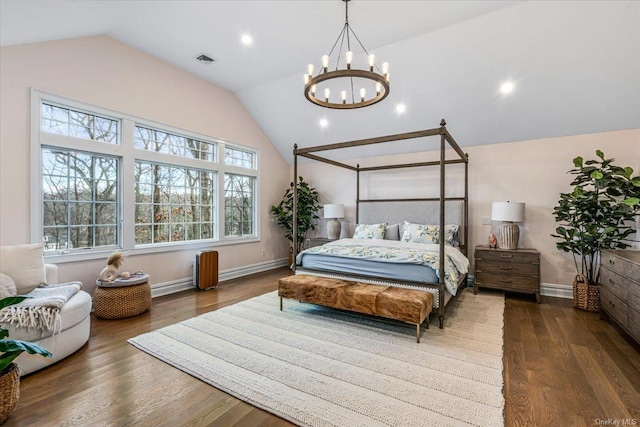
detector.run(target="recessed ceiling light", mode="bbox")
[500,81,515,95]
[241,34,253,46]
[319,118,329,128]
[395,104,406,114]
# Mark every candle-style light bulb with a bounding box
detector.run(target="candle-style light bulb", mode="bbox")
[360,88,366,102]
[324,88,330,102]
[368,54,375,72]
[382,62,389,74]
[376,82,382,95]
[304,74,310,85]
[322,55,329,73]
[341,90,347,104]
[307,64,315,76]
[311,85,316,95]
[345,51,353,69]
[385,72,390,82]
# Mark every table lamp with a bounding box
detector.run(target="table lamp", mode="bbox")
[491,201,525,250]
[324,204,344,240]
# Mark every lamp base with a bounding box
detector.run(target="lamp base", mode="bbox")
[498,222,520,250]
[327,218,341,240]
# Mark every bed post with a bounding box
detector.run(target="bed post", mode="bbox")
[438,120,447,328]
[356,164,360,223]
[292,144,298,273]
[464,154,469,258]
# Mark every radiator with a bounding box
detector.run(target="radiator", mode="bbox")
[194,250,218,290]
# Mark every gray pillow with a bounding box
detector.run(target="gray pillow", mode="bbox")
[383,224,400,240]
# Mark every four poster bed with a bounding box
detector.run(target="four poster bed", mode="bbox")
[286,119,469,330]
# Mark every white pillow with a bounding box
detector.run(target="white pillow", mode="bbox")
[0,273,17,299]
[401,222,459,245]
[0,243,47,294]
[353,223,386,240]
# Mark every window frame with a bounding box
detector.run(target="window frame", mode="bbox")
[31,89,260,264]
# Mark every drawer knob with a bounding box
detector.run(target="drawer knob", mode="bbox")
[609,278,615,285]
[609,259,615,265]
[500,254,513,259]
[500,265,513,270]
[500,278,513,283]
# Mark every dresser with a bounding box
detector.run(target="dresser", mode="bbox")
[600,250,640,344]
[474,245,541,303]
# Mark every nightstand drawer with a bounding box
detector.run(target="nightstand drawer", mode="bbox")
[476,272,538,290]
[629,282,640,309]
[601,286,627,326]
[600,268,628,302]
[475,250,538,264]
[476,260,538,276]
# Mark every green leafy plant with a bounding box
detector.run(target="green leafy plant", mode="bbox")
[0,296,52,375]
[270,176,322,253]
[552,150,640,285]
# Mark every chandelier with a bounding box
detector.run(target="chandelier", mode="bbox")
[304,0,390,109]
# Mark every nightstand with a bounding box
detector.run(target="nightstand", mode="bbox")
[474,245,540,303]
[306,237,336,248]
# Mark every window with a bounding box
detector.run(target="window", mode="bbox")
[42,148,118,251]
[225,146,256,169]
[33,90,259,259]
[135,162,216,244]
[224,174,255,237]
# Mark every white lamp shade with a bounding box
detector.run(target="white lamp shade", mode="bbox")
[324,204,344,219]
[491,202,525,222]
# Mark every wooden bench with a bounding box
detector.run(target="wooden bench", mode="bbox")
[278,275,433,342]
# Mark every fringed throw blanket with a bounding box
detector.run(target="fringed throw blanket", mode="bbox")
[0,282,81,334]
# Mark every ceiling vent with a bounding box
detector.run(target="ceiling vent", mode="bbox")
[195,54,215,64]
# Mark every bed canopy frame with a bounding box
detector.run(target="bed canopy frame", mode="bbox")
[291,119,469,326]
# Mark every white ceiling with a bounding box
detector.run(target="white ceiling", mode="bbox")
[2,0,639,164]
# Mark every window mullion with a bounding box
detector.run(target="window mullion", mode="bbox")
[121,119,136,250]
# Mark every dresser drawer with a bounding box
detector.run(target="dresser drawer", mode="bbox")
[629,282,640,310]
[599,267,628,302]
[476,272,538,291]
[628,306,640,343]
[601,251,640,280]
[600,286,627,326]
[475,250,538,264]
[476,260,538,276]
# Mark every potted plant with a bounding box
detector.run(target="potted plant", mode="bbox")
[552,150,640,312]
[270,176,322,259]
[0,296,52,423]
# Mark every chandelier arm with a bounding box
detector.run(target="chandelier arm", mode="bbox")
[327,23,348,61]
[335,25,347,71]
[347,27,382,73]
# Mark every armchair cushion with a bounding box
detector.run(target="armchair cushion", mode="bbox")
[0,243,47,294]
[0,273,17,298]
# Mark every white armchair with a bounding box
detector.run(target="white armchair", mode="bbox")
[0,244,92,376]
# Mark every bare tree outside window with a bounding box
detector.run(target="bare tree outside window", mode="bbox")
[224,174,254,237]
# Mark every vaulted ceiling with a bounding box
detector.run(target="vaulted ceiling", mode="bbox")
[2,1,639,163]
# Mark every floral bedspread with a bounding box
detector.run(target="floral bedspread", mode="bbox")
[296,238,469,295]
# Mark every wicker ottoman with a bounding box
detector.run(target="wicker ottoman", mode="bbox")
[94,275,151,319]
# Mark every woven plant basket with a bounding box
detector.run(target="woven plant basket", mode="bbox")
[0,363,20,424]
[573,274,600,312]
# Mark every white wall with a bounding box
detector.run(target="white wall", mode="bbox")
[0,35,290,294]
[296,128,640,288]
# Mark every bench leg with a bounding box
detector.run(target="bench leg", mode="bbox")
[439,315,444,329]
[416,323,421,343]
[280,296,283,311]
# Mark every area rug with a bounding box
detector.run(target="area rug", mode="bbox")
[129,289,505,426]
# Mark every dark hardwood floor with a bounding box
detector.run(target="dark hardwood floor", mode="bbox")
[6,268,640,426]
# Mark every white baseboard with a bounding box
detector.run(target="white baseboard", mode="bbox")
[150,258,288,298]
[541,282,572,299]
